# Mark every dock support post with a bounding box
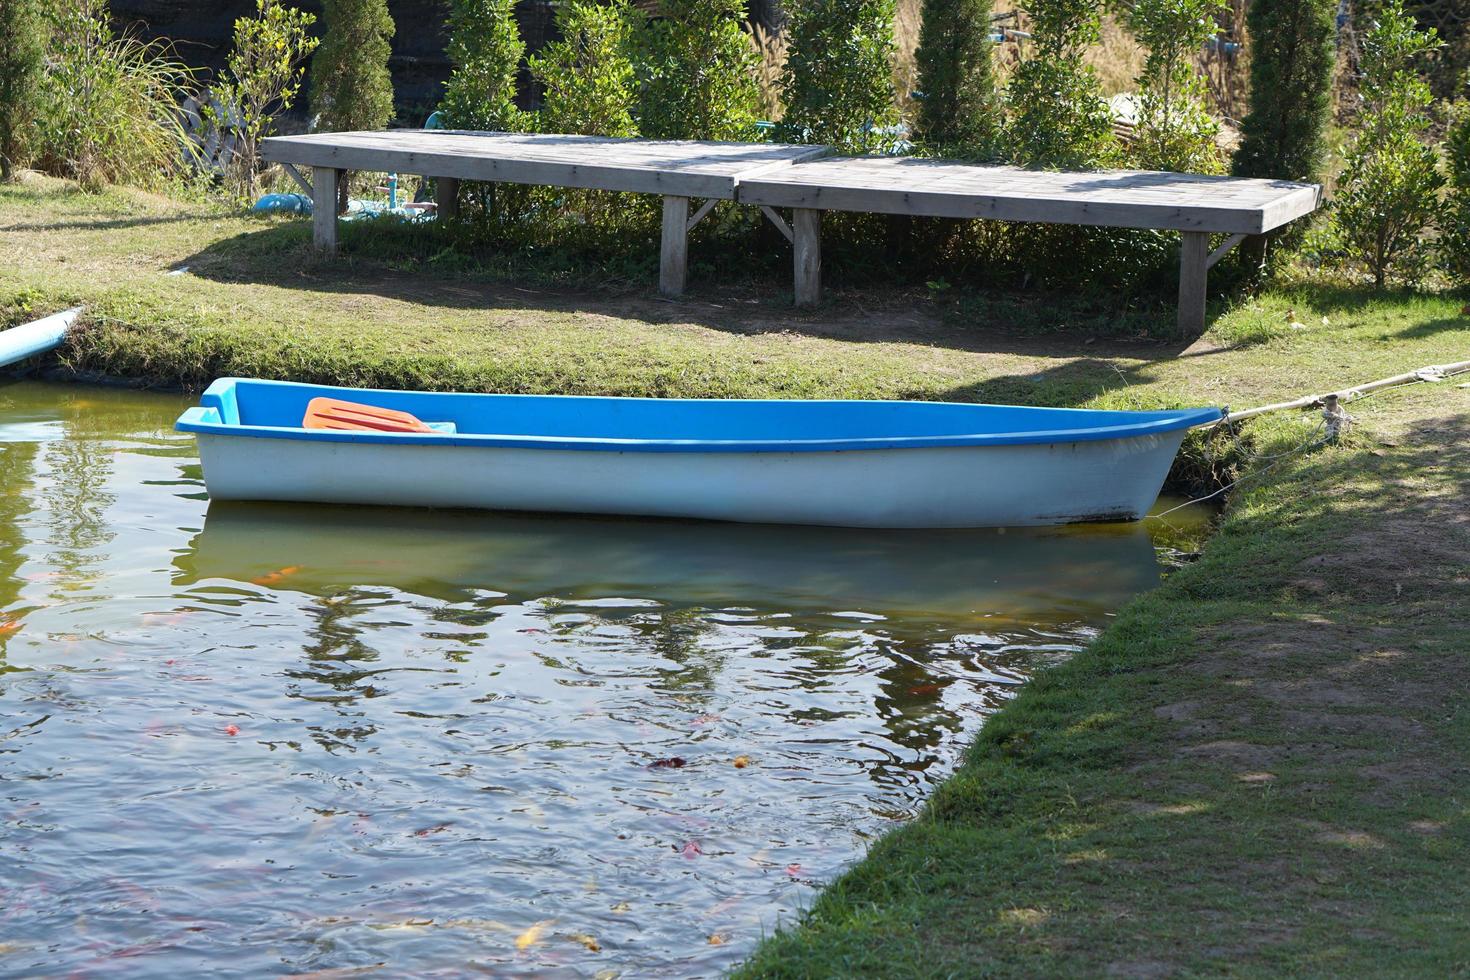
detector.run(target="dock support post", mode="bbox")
[793,208,821,307]
[436,177,460,221]
[311,166,340,253]
[1178,231,1209,336]
[660,195,690,297]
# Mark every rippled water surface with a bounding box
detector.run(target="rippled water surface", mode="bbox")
[0,380,1209,977]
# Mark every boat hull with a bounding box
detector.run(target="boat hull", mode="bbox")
[194,427,1188,528]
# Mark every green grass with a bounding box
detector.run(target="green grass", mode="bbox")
[4,174,1470,973]
[736,383,1470,976]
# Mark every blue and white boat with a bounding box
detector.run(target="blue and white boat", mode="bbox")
[176,378,1221,528]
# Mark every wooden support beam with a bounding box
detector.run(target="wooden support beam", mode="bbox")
[435,177,461,220]
[660,195,690,297]
[1177,231,1209,336]
[686,198,718,234]
[1206,232,1248,269]
[759,205,793,243]
[311,166,340,254]
[793,208,821,307]
[283,162,313,197]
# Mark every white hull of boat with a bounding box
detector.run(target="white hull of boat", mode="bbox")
[194,428,1187,528]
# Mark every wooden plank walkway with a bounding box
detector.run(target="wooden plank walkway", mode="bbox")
[261,131,1321,334]
[737,158,1321,332]
[260,131,829,297]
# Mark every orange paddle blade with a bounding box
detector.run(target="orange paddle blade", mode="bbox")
[302,397,433,434]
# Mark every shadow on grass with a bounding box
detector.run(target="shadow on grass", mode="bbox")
[181,218,1222,360]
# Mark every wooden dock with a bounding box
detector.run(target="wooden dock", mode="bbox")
[737,158,1321,333]
[261,130,1321,334]
[260,131,829,297]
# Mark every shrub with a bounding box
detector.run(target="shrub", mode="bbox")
[633,0,761,141]
[1129,0,1228,173]
[528,0,638,137]
[1329,0,1443,288]
[208,0,319,199]
[912,0,1000,157]
[778,0,901,153]
[1442,95,1470,284]
[1005,0,1117,169]
[34,0,195,192]
[1232,0,1336,183]
[0,0,45,181]
[442,0,526,131]
[310,0,396,132]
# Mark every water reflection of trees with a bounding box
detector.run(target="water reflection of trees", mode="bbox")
[41,434,115,588]
[0,442,39,622]
[292,588,385,751]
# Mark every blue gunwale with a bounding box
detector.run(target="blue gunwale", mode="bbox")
[175,378,1223,453]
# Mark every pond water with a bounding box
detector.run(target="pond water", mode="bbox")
[0,380,1211,977]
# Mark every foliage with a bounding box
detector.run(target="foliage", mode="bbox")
[442,0,526,131]
[1128,0,1228,173]
[1005,0,1117,168]
[0,0,45,181]
[309,0,396,133]
[633,0,761,141]
[913,0,999,157]
[1232,0,1336,182]
[207,0,319,199]
[778,0,902,154]
[1440,94,1470,284]
[33,0,196,192]
[527,0,638,137]
[1328,0,1444,288]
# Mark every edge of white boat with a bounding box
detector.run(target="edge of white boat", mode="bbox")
[0,307,82,370]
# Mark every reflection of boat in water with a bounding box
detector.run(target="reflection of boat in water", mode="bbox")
[176,502,1161,624]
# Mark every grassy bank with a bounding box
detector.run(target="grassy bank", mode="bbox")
[738,381,1470,976]
[4,175,1469,972]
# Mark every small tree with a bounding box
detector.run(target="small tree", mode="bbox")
[0,0,45,181]
[209,0,319,198]
[528,0,638,137]
[1129,0,1228,173]
[442,0,525,131]
[1441,94,1470,284]
[1232,0,1336,183]
[913,0,999,156]
[310,0,395,132]
[1005,0,1117,168]
[779,0,901,153]
[1330,0,1443,288]
[634,0,761,141]
[1328,0,1440,287]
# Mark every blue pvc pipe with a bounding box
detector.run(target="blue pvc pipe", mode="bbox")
[0,307,81,370]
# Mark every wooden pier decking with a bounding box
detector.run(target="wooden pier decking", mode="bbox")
[261,130,1321,334]
[260,131,828,297]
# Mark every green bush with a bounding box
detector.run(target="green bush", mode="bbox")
[0,0,45,181]
[1442,96,1470,284]
[208,0,319,198]
[778,0,901,153]
[528,0,638,137]
[309,0,396,133]
[1328,0,1444,288]
[1005,0,1117,169]
[913,0,1000,157]
[1232,0,1336,183]
[1128,0,1228,173]
[34,0,195,192]
[633,0,761,141]
[442,0,526,131]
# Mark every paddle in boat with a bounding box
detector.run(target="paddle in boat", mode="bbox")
[175,378,1222,528]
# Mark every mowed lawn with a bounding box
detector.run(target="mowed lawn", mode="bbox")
[6,174,1470,975]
